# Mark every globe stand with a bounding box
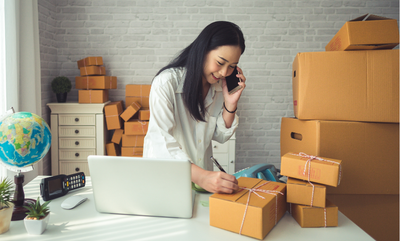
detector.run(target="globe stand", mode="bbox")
[11,172,36,221]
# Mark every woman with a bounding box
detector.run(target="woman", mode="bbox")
[143,21,246,194]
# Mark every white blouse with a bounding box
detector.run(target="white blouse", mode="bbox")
[143,67,238,171]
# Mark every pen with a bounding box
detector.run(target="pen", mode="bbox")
[210,156,226,173]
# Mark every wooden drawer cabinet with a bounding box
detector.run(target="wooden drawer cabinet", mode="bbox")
[48,102,109,176]
[211,133,236,174]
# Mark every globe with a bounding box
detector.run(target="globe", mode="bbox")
[0,111,51,172]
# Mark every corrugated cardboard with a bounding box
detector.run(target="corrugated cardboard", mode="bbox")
[75,76,117,90]
[210,177,286,240]
[104,101,123,130]
[125,96,149,109]
[280,152,342,187]
[138,109,150,121]
[79,66,106,76]
[325,14,399,51]
[77,56,103,68]
[292,49,399,123]
[111,129,124,144]
[327,194,399,241]
[280,117,399,194]
[106,142,120,156]
[125,84,151,97]
[121,147,143,157]
[287,177,326,208]
[290,200,338,228]
[121,134,145,147]
[78,90,108,103]
[120,101,141,122]
[124,120,148,135]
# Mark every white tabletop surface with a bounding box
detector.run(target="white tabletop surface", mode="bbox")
[3,176,374,241]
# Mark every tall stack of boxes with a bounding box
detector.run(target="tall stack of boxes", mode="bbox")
[280,14,399,240]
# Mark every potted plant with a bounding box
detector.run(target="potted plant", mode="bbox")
[0,178,14,234]
[51,76,72,103]
[23,197,51,235]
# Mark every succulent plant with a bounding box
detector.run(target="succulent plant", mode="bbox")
[0,178,13,210]
[24,197,51,220]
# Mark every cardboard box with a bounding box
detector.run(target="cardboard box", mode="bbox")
[281,152,342,187]
[106,142,120,156]
[121,147,143,157]
[210,177,286,240]
[111,129,124,144]
[78,90,109,103]
[327,194,399,241]
[77,56,103,68]
[75,76,117,90]
[126,84,151,97]
[292,49,399,123]
[289,200,338,228]
[280,117,399,194]
[138,109,150,121]
[120,102,141,122]
[80,66,106,76]
[287,177,326,208]
[325,14,399,51]
[125,96,149,109]
[124,120,148,135]
[104,101,123,130]
[122,134,145,147]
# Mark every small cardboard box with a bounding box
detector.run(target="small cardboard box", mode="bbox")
[292,49,399,123]
[78,90,108,103]
[80,66,106,76]
[289,200,338,228]
[106,142,120,156]
[125,96,149,108]
[325,14,399,51]
[138,109,150,121]
[125,84,151,97]
[210,177,286,240]
[280,152,342,187]
[124,120,148,135]
[280,117,399,194]
[120,102,141,122]
[111,129,124,144]
[122,134,145,147]
[287,177,326,208]
[77,56,103,68]
[121,147,143,157]
[75,76,117,89]
[104,101,123,130]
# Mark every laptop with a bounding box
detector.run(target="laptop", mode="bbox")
[87,155,195,218]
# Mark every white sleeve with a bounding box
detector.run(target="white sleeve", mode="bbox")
[212,109,239,143]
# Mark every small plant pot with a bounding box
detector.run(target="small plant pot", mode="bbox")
[0,203,14,234]
[24,213,50,235]
[56,93,68,103]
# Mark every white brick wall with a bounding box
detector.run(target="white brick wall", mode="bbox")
[38,0,399,174]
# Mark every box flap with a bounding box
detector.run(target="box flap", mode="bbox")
[210,177,263,202]
[350,13,392,22]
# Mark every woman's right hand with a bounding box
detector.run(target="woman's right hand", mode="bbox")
[191,164,239,194]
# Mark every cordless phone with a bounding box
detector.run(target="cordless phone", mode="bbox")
[40,172,86,201]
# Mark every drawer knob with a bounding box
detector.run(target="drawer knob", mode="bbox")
[75,141,80,146]
[75,118,79,122]
[75,130,79,134]
[214,145,217,148]
[75,153,80,157]
[75,167,80,172]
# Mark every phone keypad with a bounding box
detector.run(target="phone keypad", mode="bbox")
[65,172,85,190]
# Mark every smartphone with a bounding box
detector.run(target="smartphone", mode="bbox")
[225,67,242,95]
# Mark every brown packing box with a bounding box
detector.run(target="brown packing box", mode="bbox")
[327,194,399,241]
[292,49,399,123]
[124,120,149,135]
[290,200,338,228]
[280,152,342,187]
[111,129,124,144]
[121,147,143,157]
[122,134,145,147]
[78,90,109,104]
[80,66,106,76]
[325,14,399,51]
[106,142,120,156]
[75,76,117,90]
[125,96,150,109]
[210,177,286,240]
[120,101,141,122]
[125,84,151,97]
[280,117,399,194]
[104,101,123,130]
[138,109,150,121]
[287,177,326,208]
[77,56,103,68]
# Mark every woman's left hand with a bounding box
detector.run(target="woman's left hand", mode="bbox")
[221,66,246,109]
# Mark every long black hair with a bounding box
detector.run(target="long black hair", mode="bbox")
[155,21,245,122]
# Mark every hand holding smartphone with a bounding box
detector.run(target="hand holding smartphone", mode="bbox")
[225,66,242,95]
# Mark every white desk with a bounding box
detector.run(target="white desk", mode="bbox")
[4,176,374,241]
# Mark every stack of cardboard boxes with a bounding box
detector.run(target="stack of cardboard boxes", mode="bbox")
[76,57,117,103]
[280,14,399,240]
[105,85,151,157]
